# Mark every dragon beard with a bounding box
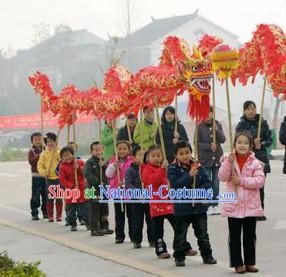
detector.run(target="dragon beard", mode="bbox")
[187,77,211,123]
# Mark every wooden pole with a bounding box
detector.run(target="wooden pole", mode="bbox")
[112,120,124,212]
[154,100,167,162]
[192,124,198,207]
[98,119,103,185]
[40,98,45,149]
[212,77,216,144]
[174,93,178,134]
[225,78,233,152]
[126,116,132,143]
[67,125,70,145]
[139,107,143,148]
[257,77,267,139]
[72,113,78,188]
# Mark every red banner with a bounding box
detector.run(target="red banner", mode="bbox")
[0,112,95,129]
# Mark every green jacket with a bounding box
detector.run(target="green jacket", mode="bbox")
[102,125,115,161]
[134,120,157,149]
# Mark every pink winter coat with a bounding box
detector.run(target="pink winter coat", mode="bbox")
[106,155,133,190]
[218,152,265,218]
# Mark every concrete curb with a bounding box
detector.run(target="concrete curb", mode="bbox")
[0,219,180,277]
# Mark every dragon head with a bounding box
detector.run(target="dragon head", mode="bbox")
[178,45,213,122]
[179,45,213,98]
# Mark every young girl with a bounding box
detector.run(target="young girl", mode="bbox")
[156,106,189,163]
[125,145,154,249]
[141,144,194,259]
[219,132,265,274]
[106,140,133,243]
[236,100,272,220]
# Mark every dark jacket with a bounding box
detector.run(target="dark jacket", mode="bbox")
[156,121,189,163]
[84,156,107,196]
[236,114,272,173]
[117,125,135,145]
[198,120,226,168]
[279,116,286,174]
[125,162,142,190]
[167,161,211,216]
[28,146,43,174]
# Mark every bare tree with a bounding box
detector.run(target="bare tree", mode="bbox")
[32,22,51,45]
[54,23,72,34]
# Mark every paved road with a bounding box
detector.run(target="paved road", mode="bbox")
[0,160,285,276]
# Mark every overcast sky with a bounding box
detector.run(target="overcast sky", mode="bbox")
[1,0,286,52]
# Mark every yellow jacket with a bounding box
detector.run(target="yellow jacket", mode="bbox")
[37,148,61,180]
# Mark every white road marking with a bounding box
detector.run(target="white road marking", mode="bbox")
[0,172,21,177]
[275,220,286,230]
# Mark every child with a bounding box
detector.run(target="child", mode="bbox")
[198,106,226,215]
[125,144,154,249]
[84,141,113,236]
[156,106,189,163]
[28,132,47,220]
[236,100,272,220]
[56,141,84,227]
[141,144,195,259]
[168,141,217,266]
[134,106,157,150]
[59,146,89,231]
[102,120,116,162]
[106,140,133,243]
[218,132,265,274]
[37,132,62,222]
[117,113,137,146]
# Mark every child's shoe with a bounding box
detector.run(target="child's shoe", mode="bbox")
[48,217,54,222]
[245,265,259,273]
[70,225,77,231]
[158,252,170,259]
[175,259,185,267]
[133,242,141,249]
[115,238,124,244]
[56,217,62,222]
[91,230,104,236]
[203,255,217,264]
[102,228,114,235]
[235,266,246,274]
[185,248,198,256]
[32,215,39,221]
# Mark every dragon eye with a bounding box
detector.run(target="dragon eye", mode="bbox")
[192,66,198,72]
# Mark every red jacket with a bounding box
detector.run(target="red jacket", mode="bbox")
[141,163,173,218]
[59,159,87,204]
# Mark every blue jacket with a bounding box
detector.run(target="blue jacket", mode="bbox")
[167,161,211,216]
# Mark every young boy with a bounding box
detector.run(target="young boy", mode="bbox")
[59,146,89,231]
[56,141,85,226]
[125,145,154,249]
[37,132,62,222]
[28,132,47,220]
[167,140,217,267]
[84,141,113,236]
